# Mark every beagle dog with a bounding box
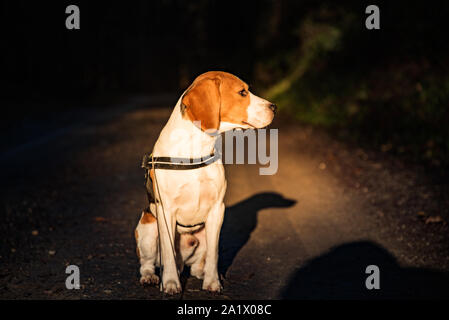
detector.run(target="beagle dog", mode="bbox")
[135,71,276,294]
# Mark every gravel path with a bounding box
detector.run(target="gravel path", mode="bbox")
[1,99,448,299]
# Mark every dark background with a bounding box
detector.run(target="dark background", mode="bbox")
[1,1,449,300]
[1,0,449,167]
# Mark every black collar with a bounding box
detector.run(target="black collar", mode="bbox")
[141,152,219,170]
[141,152,218,230]
[143,207,205,229]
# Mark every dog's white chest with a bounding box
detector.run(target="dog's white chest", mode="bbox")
[157,164,226,227]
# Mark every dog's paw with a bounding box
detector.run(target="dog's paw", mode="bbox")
[202,279,222,293]
[162,279,182,295]
[140,274,159,286]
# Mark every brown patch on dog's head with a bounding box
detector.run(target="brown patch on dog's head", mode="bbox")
[181,71,251,132]
[218,72,250,126]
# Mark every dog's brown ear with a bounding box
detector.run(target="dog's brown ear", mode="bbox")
[181,77,221,132]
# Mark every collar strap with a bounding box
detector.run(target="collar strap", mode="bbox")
[144,207,205,229]
[141,152,219,170]
[176,221,205,228]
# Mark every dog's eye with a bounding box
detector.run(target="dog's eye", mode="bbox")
[238,89,248,97]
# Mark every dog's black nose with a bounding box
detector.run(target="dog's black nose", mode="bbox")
[269,103,277,113]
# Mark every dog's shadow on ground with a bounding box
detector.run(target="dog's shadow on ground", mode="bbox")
[281,241,449,299]
[218,192,296,276]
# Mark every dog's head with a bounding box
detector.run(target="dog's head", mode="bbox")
[181,71,276,133]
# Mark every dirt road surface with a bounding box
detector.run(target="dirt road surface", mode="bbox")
[1,97,448,299]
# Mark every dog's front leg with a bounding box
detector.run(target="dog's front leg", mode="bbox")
[202,202,225,292]
[156,203,181,294]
